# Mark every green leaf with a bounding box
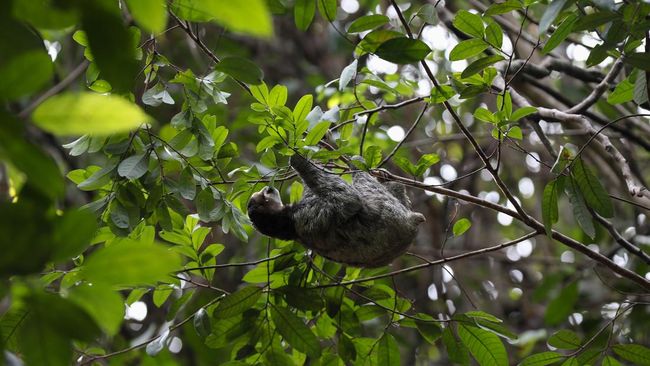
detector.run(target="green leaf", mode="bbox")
[601,356,622,366]
[33,92,151,136]
[453,10,484,38]
[179,167,196,200]
[461,55,505,78]
[378,333,400,366]
[612,344,650,366]
[193,308,211,338]
[571,158,614,218]
[566,177,595,238]
[542,178,561,237]
[153,285,174,307]
[474,107,496,123]
[519,351,564,366]
[293,94,313,122]
[573,11,618,31]
[547,330,581,350]
[81,239,181,286]
[305,121,331,146]
[196,188,225,222]
[171,0,273,37]
[268,84,288,107]
[375,38,431,64]
[544,282,578,325]
[215,56,264,85]
[118,153,149,180]
[539,0,569,34]
[543,14,578,54]
[458,324,508,366]
[485,21,503,48]
[608,78,634,104]
[485,1,523,16]
[125,0,167,33]
[77,162,117,191]
[449,39,488,61]
[339,59,358,91]
[465,311,502,323]
[295,0,316,31]
[511,106,537,121]
[356,29,402,55]
[506,125,522,140]
[68,283,124,335]
[317,0,337,21]
[453,218,472,236]
[250,82,269,104]
[416,320,442,344]
[271,305,322,358]
[442,326,471,365]
[363,146,382,168]
[415,153,440,176]
[634,70,649,105]
[348,14,389,33]
[214,286,262,318]
[430,85,456,103]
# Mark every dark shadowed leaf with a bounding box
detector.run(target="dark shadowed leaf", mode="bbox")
[215,57,264,85]
[544,282,578,325]
[377,333,400,366]
[519,351,564,366]
[571,158,613,218]
[375,38,431,64]
[80,1,138,92]
[548,329,581,350]
[539,0,569,34]
[214,286,262,318]
[271,305,321,358]
[118,153,149,180]
[612,344,650,366]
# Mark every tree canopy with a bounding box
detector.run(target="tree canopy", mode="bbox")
[1,0,650,365]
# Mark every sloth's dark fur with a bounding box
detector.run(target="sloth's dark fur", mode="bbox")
[247,154,425,267]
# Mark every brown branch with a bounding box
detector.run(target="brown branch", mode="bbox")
[378,103,429,168]
[310,231,541,289]
[566,58,625,114]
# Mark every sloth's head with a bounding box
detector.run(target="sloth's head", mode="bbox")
[248,186,283,211]
[247,186,296,240]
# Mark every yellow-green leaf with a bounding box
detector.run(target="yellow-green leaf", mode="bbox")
[33,92,151,136]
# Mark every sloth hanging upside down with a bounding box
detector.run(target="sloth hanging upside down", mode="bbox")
[247,154,425,267]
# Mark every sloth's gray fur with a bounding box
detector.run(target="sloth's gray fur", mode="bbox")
[247,154,425,267]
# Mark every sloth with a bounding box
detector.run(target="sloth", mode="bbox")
[247,154,425,267]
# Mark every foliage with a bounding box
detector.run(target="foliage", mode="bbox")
[1,0,649,365]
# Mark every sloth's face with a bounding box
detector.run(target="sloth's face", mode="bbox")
[249,186,283,212]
